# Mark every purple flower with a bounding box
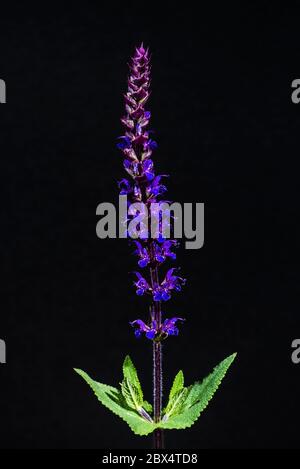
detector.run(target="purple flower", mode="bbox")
[153,240,178,264]
[152,268,186,302]
[162,240,178,260]
[120,116,135,130]
[118,178,132,195]
[130,319,157,339]
[117,136,132,150]
[161,317,185,336]
[142,159,155,181]
[153,288,171,302]
[134,241,150,268]
[130,316,185,339]
[123,147,138,161]
[162,268,186,292]
[153,243,165,263]
[145,139,158,151]
[133,184,142,201]
[147,175,168,198]
[123,159,139,178]
[134,272,151,296]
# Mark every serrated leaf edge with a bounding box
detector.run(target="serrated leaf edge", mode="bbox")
[74,352,237,434]
[163,388,187,420]
[74,368,155,436]
[159,352,237,430]
[122,355,143,403]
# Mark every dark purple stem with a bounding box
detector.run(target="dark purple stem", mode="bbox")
[150,255,164,449]
[153,338,164,448]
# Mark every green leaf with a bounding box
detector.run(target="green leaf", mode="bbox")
[169,370,184,401]
[143,400,153,413]
[121,378,143,411]
[121,355,145,412]
[74,352,237,436]
[163,370,186,419]
[122,355,143,404]
[163,388,188,420]
[160,353,237,430]
[74,368,156,436]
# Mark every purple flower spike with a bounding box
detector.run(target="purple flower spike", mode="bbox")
[117,45,186,345]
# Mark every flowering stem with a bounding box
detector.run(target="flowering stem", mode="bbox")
[118,45,185,449]
[150,261,164,449]
[153,340,164,448]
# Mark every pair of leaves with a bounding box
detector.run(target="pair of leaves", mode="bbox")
[74,352,236,436]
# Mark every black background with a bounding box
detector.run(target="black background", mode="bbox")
[0,4,299,449]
